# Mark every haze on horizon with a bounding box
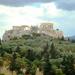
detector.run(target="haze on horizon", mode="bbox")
[0,0,75,38]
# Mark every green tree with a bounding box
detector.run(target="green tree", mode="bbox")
[15,46,21,54]
[25,49,36,62]
[0,46,4,57]
[50,43,59,59]
[15,57,26,75]
[43,43,49,53]
[42,53,52,75]
[9,52,17,75]
[25,60,31,75]
[0,57,4,73]
[55,69,64,75]
[61,53,75,75]
[41,42,49,59]
[0,39,1,45]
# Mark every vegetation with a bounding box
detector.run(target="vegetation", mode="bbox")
[0,33,75,75]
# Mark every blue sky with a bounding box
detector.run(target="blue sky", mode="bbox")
[0,0,75,38]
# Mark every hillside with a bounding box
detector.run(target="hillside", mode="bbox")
[0,33,75,75]
[2,33,75,53]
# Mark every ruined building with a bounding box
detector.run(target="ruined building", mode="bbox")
[2,23,64,41]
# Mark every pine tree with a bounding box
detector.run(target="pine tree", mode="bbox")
[42,42,49,57]
[25,49,36,62]
[15,46,21,54]
[62,54,75,75]
[50,43,58,59]
[9,52,17,75]
[43,52,52,75]
[0,39,1,45]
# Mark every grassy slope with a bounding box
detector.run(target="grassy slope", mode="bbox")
[2,34,75,53]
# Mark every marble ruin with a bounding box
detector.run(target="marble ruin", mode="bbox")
[3,23,64,41]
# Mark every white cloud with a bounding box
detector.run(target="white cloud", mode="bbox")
[0,2,64,38]
[0,2,62,19]
[41,2,62,17]
[0,2,63,25]
[0,5,44,18]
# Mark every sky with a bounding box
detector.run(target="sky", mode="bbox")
[0,0,75,38]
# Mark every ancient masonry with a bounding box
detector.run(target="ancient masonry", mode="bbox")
[2,23,64,41]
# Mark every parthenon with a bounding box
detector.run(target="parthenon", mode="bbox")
[2,23,64,41]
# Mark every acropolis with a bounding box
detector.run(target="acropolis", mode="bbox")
[2,23,64,41]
